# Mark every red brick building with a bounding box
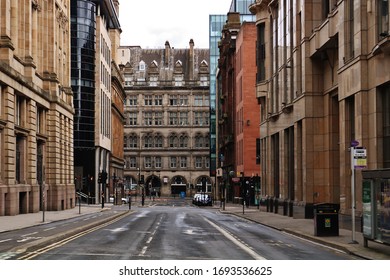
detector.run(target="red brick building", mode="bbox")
[217,13,260,204]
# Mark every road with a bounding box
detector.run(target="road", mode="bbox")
[3,199,358,260]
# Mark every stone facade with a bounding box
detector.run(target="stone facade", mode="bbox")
[119,40,211,198]
[0,0,74,215]
[249,0,390,222]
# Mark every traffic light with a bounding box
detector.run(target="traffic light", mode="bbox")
[139,175,144,184]
[98,172,102,184]
[101,171,107,184]
[82,177,87,187]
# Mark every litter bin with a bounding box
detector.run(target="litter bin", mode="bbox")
[314,203,340,236]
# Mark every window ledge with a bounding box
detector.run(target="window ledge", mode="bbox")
[373,35,390,55]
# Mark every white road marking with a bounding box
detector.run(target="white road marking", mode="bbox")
[0,239,12,244]
[203,217,266,260]
[43,227,56,231]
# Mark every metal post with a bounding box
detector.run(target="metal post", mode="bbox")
[42,183,45,222]
[350,145,358,244]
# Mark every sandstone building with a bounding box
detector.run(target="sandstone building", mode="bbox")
[249,0,390,226]
[119,40,211,197]
[0,0,74,215]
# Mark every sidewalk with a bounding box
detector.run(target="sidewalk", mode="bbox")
[218,203,390,260]
[0,204,108,233]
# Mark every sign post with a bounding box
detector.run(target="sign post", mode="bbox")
[350,141,367,244]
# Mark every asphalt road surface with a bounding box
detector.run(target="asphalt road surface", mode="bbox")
[11,199,357,260]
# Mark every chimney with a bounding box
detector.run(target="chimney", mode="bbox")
[164,41,170,67]
[189,39,194,80]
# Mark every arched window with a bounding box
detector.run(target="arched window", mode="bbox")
[179,134,188,148]
[169,133,179,148]
[154,134,163,148]
[204,134,209,148]
[195,133,203,148]
[129,134,138,148]
[144,134,153,148]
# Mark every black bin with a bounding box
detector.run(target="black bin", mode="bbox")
[314,203,340,236]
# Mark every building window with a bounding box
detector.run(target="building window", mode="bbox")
[170,95,178,106]
[128,95,137,106]
[194,95,203,106]
[195,134,203,148]
[154,112,163,125]
[256,23,266,82]
[144,95,153,106]
[37,107,46,135]
[180,157,187,168]
[383,86,390,168]
[149,76,158,87]
[144,134,153,148]
[179,112,188,125]
[154,134,163,148]
[15,95,25,127]
[169,112,178,125]
[345,0,354,60]
[139,61,146,71]
[128,112,138,126]
[205,157,210,168]
[379,0,390,38]
[174,76,183,86]
[155,156,162,168]
[130,157,137,168]
[169,134,179,148]
[195,157,202,168]
[204,134,209,148]
[204,112,210,125]
[145,156,152,168]
[200,76,208,86]
[170,157,177,168]
[154,95,163,106]
[128,134,138,148]
[194,112,203,126]
[179,134,188,148]
[16,135,26,183]
[179,95,188,106]
[144,112,153,126]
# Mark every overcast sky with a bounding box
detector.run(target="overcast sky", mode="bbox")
[118,0,232,49]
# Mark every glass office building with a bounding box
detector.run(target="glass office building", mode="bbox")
[209,0,255,177]
[71,0,96,149]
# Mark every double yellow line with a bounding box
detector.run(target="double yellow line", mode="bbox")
[18,212,131,260]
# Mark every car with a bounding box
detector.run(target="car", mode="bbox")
[121,197,129,204]
[192,193,212,206]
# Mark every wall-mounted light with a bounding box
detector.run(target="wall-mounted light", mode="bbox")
[246,120,250,126]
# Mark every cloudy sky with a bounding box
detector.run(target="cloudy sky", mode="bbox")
[118,0,232,48]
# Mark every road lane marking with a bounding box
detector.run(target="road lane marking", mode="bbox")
[43,227,56,231]
[203,217,266,260]
[21,232,38,237]
[0,239,12,244]
[138,216,163,256]
[17,212,133,260]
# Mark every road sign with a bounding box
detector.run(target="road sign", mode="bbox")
[351,140,359,147]
[354,147,367,169]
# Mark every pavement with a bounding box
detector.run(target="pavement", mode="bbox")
[0,199,389,260]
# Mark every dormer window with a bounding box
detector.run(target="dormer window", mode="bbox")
[139,60,146,71]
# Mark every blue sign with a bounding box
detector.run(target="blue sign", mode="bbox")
[351,140,359,147]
